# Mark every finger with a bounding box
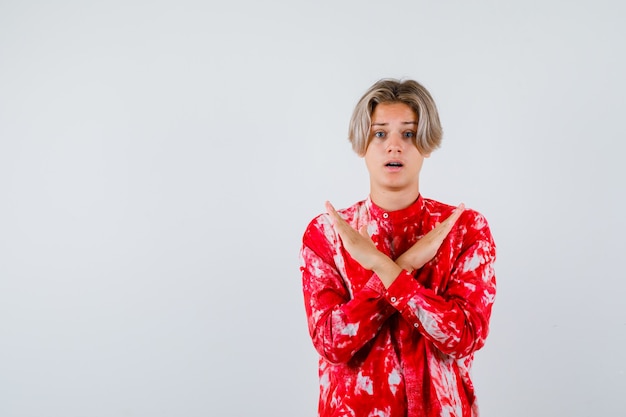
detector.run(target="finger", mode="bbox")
[326,201,346,226]
[325,200,336,216]
[446,203,465,224]
[427,204,465,239]
[439,203,465,228]
[359,225,370,239]
[326,201,357,239]
[325,201,341,227]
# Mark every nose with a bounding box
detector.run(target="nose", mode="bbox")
[386,133,403,153]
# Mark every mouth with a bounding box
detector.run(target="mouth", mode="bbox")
[385,161,404,168]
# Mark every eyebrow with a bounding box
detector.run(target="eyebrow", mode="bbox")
[371,121,417,126]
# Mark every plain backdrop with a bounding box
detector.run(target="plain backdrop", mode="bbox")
[1,1,625,416]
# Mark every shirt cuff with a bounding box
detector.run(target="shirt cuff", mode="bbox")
[384,269,421,311]
[364,272,387,296]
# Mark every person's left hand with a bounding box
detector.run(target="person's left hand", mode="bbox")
[396,203,465,272]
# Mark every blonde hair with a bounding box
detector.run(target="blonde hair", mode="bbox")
[348,78,443,156]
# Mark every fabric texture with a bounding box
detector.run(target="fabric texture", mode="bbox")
[300,195,496,417]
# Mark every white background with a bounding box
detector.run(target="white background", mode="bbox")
[1,1,624,416]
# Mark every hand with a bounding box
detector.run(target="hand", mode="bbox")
[325,201,385,271]
[396,203,465,272]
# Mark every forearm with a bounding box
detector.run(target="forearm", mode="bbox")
[384,210,497,358]
[385,266,496,358]
[305,273,396,364]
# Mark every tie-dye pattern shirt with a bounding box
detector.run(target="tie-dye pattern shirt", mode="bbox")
[300,195,496,417]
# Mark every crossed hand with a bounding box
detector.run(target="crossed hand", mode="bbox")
[325,201,465,288]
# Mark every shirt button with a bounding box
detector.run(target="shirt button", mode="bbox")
[383,213,389,219]
[390,297,397,303]
[413,323,419,328]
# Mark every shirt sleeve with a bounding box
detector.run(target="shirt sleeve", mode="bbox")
[384,211,497,359]
[300,215,397,364]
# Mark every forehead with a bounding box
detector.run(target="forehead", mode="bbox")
[371,102,417,123]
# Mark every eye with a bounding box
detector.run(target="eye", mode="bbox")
[403,131,416,139]
[373,131,385,139]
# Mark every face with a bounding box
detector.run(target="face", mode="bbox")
[364,102,429,197]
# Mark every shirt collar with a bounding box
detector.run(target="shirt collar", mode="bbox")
[366,194,425,223]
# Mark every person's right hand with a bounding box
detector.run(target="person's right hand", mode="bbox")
[325,201,384,271]
[396,203,465,272]
[326,200,403,287]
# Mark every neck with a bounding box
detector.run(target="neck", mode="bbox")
[369,187,420,212]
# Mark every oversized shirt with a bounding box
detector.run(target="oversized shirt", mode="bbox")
[300,195,496,417]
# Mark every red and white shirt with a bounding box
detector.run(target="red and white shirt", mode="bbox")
[300,195,496,417]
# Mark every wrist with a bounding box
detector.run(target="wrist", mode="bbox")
[396,253,417,273]
[373,256,402,289]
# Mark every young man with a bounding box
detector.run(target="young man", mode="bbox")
[300,79,496,417]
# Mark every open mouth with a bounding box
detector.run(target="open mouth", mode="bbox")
[385,161,403,168]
